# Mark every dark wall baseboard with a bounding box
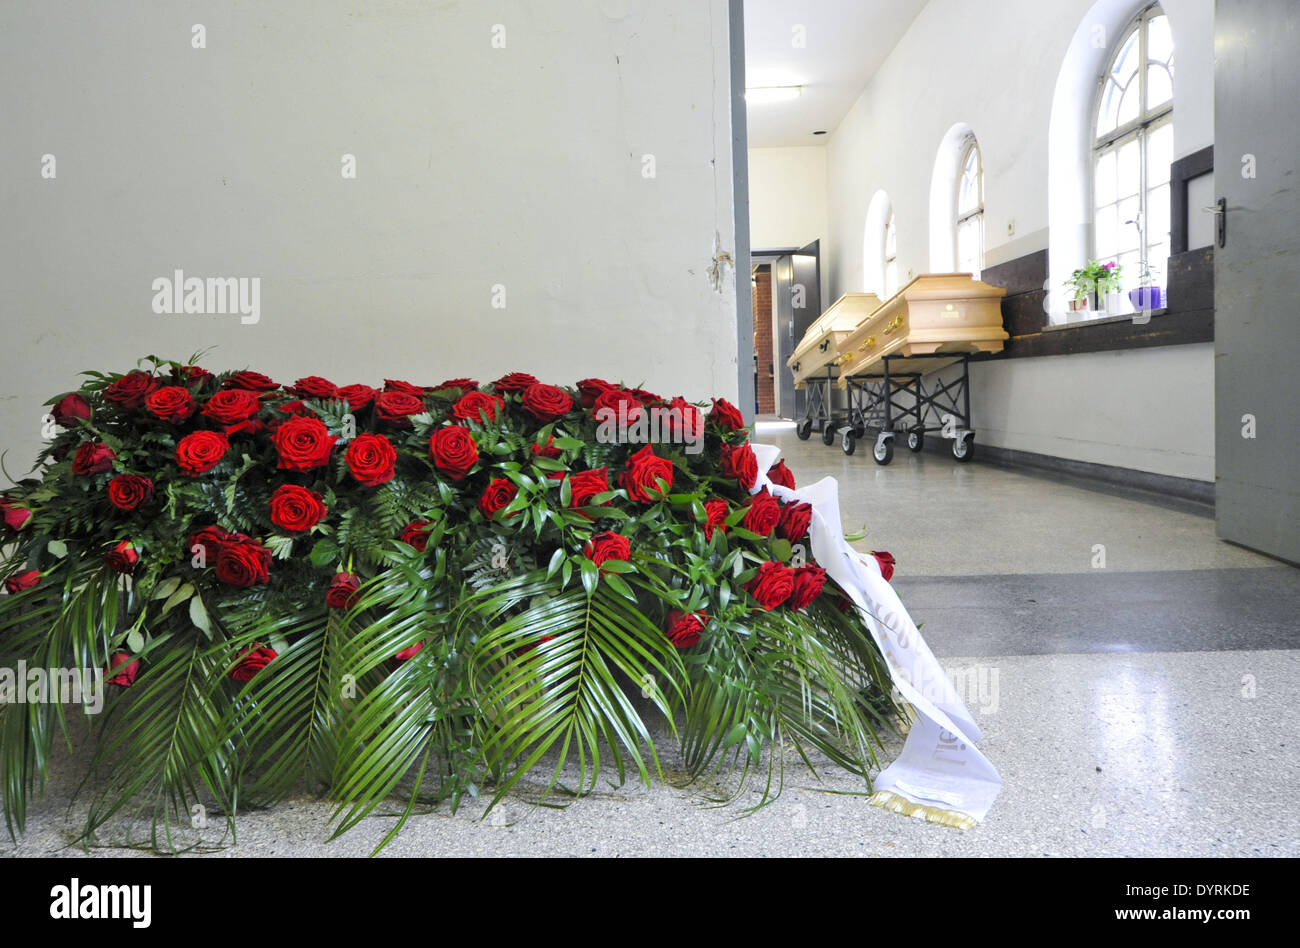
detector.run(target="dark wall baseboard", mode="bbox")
[911,434,1215,515]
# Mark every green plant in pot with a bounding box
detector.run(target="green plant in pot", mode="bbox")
[1064,260,1123,313]
[1127,261,1163,311]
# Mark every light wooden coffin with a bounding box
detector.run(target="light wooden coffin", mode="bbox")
[786,293,883,389]
[835,274,1008,385]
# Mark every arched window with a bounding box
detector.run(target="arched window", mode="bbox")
[883,210,899,298]
[1093,3,1173,291]
[955,136,983,275]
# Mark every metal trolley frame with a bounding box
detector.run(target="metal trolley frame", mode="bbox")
[836,353,977,465]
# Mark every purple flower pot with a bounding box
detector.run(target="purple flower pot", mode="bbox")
[1128,286,1163,310]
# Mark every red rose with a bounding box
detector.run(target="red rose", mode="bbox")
[52,393,92,427]
[746,561,795,610]
[871,551,895,582]
[201,388,261,425]
[290,376,340,400]
[520,383,573,422]
[271,416,337,472]
[384,379,429,397]
[104,371,158,409]
[223,370,279,392]
[566,468,609,510]
[326,572,362,610]
[175,430,229,475]
[432,378,478,394]
[277,400,315,417]
[720,442,758,491]
[374,390,426,426]
[1,498,32,531]
[619,444,674,503]
[777,501,812,542]
[72,441,117,475]
[709,397,745,431]
[576,378,616,408]
[171,365,213,389]
[742,487,781,536]
[532,434,562,459]
[493,372,538,393]
[768,460,796,490]
[584,531,630,570]
[663,397,703,441]
[428,425,478,480]
[106,475,154,512]
[592,387,643,425]
[400,520,434,552]
[629,388,663,404]
[144,385,197,423]
[268,484,327,532]
[345,433,397,486]
[703,498,729,540]
[224,418,267,438]
[479,478,519,518]
[105,652,140,687]
[663,610,706,649]
[337,384,379,412]
[215,538,272,587]
[104,540,139,574]
[788,565,827,610]
[230,644,277,682]
[451,391,505,424]
[393,641,424,662]
[189,525,236,565]
[4,569,42,594]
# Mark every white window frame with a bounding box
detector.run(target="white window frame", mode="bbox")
[1091,3,1173,293]
[883,210,898,298]
[955,135,984,275]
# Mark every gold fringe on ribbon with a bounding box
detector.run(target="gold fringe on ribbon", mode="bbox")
[869,790,978,830]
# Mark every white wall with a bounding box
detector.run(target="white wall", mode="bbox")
[822,0,1216,481]
[748,146,827,251]
[0,0,738,469]
[971,343,1215,480]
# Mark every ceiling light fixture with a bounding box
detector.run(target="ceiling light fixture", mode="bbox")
[745,86,802,104]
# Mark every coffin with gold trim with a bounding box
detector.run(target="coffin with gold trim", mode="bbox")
[835,274,1008,385]
[786,293,883,389]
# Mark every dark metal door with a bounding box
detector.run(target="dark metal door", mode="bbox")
[1214,0,1300,563]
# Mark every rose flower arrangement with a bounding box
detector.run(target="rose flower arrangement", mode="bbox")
[0,356,900,853]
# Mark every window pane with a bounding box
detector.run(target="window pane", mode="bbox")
[1146,241,1169,285]
[1147,64,1173,110]
[1111,29,1140,83]
[884,215,896,257]
[1117,250,1141,292]
[1117,195,1141,251]
[885,261,898,298]
[1147,123,1173,185]
[1147,183,1171,245]
[1095,150,1117,205]
[1117,139,1141,198]
[1118,81,1140,126]
[1095,204,1119,260]
[1148,14,1173,64]
[1098,78,1123,135]
[957,215,983,274]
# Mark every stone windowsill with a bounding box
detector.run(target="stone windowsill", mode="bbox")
[1042,307,1169,333]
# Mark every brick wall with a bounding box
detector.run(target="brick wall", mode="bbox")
[753,267,774,414]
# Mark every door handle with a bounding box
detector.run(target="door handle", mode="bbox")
[1202,199,1227,249]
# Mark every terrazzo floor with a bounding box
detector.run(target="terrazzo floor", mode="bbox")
[3,423,1296,857]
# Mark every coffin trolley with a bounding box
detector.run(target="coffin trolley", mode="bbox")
[834,274,1008,464]
[785,293,883,444]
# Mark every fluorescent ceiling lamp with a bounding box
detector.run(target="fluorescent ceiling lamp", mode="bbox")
[745,86,801,104]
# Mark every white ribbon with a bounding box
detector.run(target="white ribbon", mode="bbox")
[750,442,1001,827]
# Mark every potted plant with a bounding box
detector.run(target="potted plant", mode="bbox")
[1127,261,1163,310]
[1064,260,1123,313]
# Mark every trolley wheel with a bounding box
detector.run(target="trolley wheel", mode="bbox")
[872,436,894,466]
[853,420,867,438]
[907,430,924,452]
[821,425,837,446]
[841,429,857,455]
[796,418,812,441]
[953,432,975,462]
